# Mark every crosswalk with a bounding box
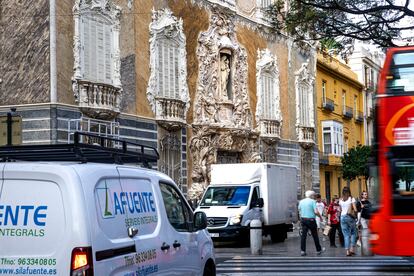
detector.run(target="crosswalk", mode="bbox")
[216,256,414,275]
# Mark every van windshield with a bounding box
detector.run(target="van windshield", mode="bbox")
[200,186,251,206]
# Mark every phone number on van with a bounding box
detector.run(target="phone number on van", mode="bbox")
[17,258,56,266]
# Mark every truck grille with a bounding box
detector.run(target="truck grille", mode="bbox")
[207,217,228,227]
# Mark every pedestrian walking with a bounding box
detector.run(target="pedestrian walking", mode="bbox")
[315,193,327,235]
[339,186,358,256]
[327,195,344,247]
[356,191,372,249]
[298,190,324,256]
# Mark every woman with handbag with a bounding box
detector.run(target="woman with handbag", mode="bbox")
[339,186,358,256]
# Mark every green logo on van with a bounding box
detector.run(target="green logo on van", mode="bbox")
[96,181,115,219]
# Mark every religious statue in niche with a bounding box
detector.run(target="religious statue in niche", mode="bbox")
[220,53,231,100]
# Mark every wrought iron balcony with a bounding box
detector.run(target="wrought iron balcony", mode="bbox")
[259,118,281,143]
[74,80,121,120]
[298,126,315,148]
[155,97,186,130]
[355,111,364,123]
[322,97,335,112]
[319,150,329,165]
[342,106,353,119]
[367,107,374,119]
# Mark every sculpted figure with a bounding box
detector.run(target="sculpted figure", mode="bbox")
[220,55,230,99]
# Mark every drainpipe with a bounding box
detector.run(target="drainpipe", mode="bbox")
[50,0,57,103]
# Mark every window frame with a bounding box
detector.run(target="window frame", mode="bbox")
[322,121,344,156]
[159,181,194,232]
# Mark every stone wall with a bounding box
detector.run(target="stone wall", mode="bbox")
[1,0,50,105]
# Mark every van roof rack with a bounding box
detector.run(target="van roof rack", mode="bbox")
[0,132,159,167]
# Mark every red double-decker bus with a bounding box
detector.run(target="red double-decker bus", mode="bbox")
[370,46,414,256]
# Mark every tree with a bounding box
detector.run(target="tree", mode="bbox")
[267,0,414,49]
[341,144,371,183]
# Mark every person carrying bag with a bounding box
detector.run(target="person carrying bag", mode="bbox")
[339,187,358,256]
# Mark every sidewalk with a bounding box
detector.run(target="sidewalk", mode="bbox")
[214,225,366,258]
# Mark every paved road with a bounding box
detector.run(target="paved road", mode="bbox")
[214,229,414,275]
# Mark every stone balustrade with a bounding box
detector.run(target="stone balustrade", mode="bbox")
[259,119,281,140]
[298,126,315,148]
[75,80,121,120]
[155,97,186,130]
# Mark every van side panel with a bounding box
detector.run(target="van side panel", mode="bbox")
[0,164,88,276]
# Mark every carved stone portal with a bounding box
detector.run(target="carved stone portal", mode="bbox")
[189,8,261,199]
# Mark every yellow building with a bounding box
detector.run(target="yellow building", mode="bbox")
[316,52,365,202]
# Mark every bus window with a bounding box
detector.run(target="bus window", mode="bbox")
[392,160,414,215]
[387,52,414,93]
[393,161,414,195]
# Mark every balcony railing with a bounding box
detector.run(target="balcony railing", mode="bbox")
[367,106,374,119]
[365,81,376,91]
[298,126,315,148]
[342,106,353,119]
[155,97,186,130]
[355,111,364,123]
[259,118,281,142]
[319,150,329,165]
[322,97,335,112]
[75,80,121,120]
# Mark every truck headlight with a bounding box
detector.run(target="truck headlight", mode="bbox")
[229,214,242,225]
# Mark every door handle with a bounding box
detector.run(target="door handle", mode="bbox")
[161,242,170,251]
[173,240,181,248]
[127,227,138,238]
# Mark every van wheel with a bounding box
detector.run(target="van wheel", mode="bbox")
[203,259,216,276]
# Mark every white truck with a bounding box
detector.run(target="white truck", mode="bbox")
[195,163,298,243]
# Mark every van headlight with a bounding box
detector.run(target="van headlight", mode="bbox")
[229,214,242,225]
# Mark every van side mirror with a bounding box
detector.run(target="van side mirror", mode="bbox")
[194,211,207,231]
[256,198,264,208]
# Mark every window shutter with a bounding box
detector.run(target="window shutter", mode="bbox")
[96,20,104,82]
[89,18,97,82]
[158,41,164,97]
[104,24,112,83]
[82,17,91,79]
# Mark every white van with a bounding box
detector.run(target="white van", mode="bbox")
[0,134,215,276]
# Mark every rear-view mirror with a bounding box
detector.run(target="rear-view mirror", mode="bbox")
[194,211,207,231]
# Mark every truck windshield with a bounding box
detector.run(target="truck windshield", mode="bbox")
[200,186,251,206]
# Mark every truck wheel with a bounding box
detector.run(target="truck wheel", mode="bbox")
[203,259,216,276]
[271,231,287,243]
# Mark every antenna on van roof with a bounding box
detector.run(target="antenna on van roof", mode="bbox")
[0,132,159,166]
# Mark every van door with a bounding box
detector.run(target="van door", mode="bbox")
[158,182,201,275]
[76,166,139,276]
[116,167,171,275]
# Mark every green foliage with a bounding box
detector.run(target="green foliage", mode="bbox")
[341,144,371,182]
[267,0,413,48]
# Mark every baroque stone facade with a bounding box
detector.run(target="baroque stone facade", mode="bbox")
[1,0,320,199]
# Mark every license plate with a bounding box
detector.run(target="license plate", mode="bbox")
[210,233,219,237]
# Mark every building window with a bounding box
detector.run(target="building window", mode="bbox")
[73,1,121,86]
[342,90,346,109]
[354,95,358,113]
[147,9,189,116]
[322,121,344,156]
[256,49,281,122]
[295,62,315,128]
[157,39,180,99]
[262,72,276,119]
[322,80,326,102]
[260,0,273,8]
